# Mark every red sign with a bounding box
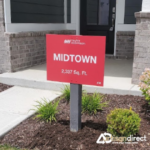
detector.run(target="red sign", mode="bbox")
[47,35,106,86]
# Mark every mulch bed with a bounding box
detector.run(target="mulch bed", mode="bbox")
[0,83,12,92]
[1,95,150,150]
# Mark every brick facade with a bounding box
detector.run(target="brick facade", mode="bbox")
[0,0,11,73]
[132,12,150,84]
[116,31,135,59]
[5,30,75,72]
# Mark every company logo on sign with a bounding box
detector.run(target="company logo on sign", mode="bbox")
[54,53,97,64]
[64,39,85,45]
[64,40,71,44]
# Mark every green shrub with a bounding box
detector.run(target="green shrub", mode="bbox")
[61,85,70,102]
[82,93,108,114]
[139,68,150,104]
[107,108,141,137]
[33,98,59,123]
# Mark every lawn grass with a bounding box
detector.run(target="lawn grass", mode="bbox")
[0,145,26,150]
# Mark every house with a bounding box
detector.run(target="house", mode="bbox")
[0,0,149,85]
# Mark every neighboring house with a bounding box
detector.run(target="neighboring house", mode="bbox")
[0,0,149,84]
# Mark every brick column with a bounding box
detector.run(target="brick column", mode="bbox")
[132,12,150,84]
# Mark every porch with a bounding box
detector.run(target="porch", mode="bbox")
[0,58,141,96]
[0,0,149,85]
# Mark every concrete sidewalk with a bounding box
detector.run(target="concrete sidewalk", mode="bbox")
[0,86,61,137]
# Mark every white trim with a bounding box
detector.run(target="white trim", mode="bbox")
[116,0,125,24]
[71,0,76,24]
[117,24,136,31]
[4,0,11,24]
[76,0,80,35]
[5,23,77,33]
[66,23,76,30]
[64,0,67,24]
[142,0,150,12]
[5,24,66,33]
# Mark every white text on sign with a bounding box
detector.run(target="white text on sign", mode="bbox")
[54,53,97,64]
[61,69,87,76]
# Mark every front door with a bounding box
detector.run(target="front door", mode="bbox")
[80,0,116,54]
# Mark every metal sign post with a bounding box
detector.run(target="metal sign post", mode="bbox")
[70,84,82,132]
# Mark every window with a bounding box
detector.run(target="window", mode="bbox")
[87,0,110,25]
[11,0,64,23]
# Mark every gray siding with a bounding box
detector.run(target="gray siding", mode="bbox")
[67,0,71,23]
[11,0,64,23]
[124,0,142,24]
